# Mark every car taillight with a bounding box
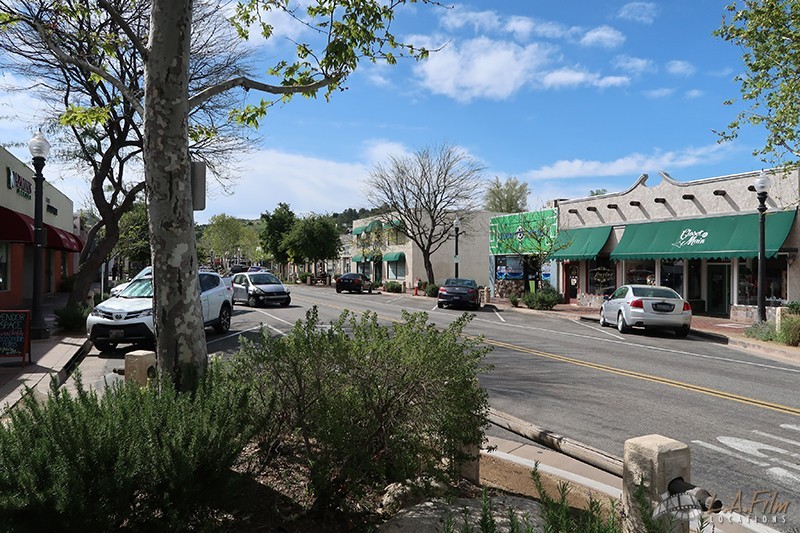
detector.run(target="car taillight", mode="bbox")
[467,289,476,294]
[438,287,446,294]
[683,302,691,311]
[630,299,644,308]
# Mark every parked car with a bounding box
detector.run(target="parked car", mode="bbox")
[247,266,271,273]
[437,278,480,310]
[231,271,291,307]
[228,264,248,275]
[87,272,233,351]
[335,273,372,294]
[600,284,691,337]
[109,266,152,296]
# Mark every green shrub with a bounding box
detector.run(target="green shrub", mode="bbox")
[509,294,519,307]
[93,292,110,305]
[53,303,92,332]
[298,271,311,283]
[745,321,777,342]
[231,307,491,511]
[522,286,561,310]
[384,280,403,293]
[425,283,440,297]
[785,301,800,315]
[778,314,800,346]
[0,366,252,532]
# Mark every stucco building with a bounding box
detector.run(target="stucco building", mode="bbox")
[0,146,82,309]
[552,169,798,320]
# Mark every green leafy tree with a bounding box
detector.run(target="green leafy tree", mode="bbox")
[589,188,607,196]
[260,203,298,276]
[716,0,800,165]
[114,202,150,265]
[3,0,439,389]
[282,215,342,273]
[200,214,247,267]
[483,176,529,212]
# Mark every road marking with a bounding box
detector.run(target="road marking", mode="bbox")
[782,424,800,433]
[207,324,265,345]
[576,319,622,339]
[493,308,505,322]
[486,338,800,416]
[253,308,296,327]
[691,440,770,467]
[752,430,800,449]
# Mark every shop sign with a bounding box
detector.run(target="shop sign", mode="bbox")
[672,228,708,249]
[6,167,32,200]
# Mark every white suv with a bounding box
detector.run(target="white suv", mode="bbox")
[87,272,233,351]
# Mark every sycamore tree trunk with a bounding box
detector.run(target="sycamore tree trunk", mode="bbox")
[144,0,206,390]
[423,252,435,285]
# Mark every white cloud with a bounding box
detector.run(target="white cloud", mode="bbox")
[612,54,655,75]
[524,144,731,181]
[666,60,696,76]
[644,87,674,98]
[505,16,535,40]
[197,148,371,223]
[412,36,554,102]
[539,68,629,90]
[580,26,625,48]
[439,5,501,33]
[617,2,658,24]
[362,139,412,164]
[685,89,703,99]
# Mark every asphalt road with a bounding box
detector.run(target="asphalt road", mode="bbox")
[86,284,800,530]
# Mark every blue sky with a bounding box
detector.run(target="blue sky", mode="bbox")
[1,1,770,224]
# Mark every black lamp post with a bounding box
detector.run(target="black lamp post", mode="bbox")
[753,171,772,323]
[28,131,51,339]
[453,216,461,278]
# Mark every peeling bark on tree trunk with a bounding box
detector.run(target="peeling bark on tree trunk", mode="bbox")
[144,0,206,390]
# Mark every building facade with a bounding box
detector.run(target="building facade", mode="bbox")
[343,211,501,288]
[0,146,82,309]
[552,169,798,321]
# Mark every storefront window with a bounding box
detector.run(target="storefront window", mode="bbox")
[0,244,8,291]
[495,256,524,280]
[738,257,788,305]
[588,258,615,295]
[661,260,684,296]
[625,260,655,285]
[387,260,406,279]
[687,259,702,300]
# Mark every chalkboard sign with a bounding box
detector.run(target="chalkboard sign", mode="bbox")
[0,310,31,366]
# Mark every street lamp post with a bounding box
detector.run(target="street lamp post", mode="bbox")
[453,216,461,278]
[753,171,772,323]
[28,131,51,339]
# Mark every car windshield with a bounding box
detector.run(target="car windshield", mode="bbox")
[132,266,152,281]
[444,278,477,288]
[631,286,680,299]
[119,278,154,298]
[250,273,281,285]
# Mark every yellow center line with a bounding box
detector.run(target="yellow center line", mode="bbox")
[485,338,800,417]
[292,294,800,417]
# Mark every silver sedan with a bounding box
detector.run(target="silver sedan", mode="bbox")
[600,284,692,337]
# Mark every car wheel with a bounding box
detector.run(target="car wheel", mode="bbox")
[336,287,342,293]
[675,325,690,338]
[599,309,609,327]
[368,286,372,294]
[617,312,631,333]
[214,305,231,333]
[281,296,291,307]
[247,296,259,307]
[357,287,363,294]
[472,302,480,311]
[93,339,113,352]
[437,302,444,309]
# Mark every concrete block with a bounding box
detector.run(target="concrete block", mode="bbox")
[124,350,157,386]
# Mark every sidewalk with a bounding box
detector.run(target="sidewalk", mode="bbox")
[0,289,791,532]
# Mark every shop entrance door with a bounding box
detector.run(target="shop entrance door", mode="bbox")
[707,263,730,317]
[564,264,579,303]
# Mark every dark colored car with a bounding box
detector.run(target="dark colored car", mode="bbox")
[228,264,248,275]
[335,273,373,294]
[437,278,480,310]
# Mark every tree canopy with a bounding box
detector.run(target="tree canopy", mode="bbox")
[282,214,342,268]
[716,0,800,165]
[483,176,529,213]
[365,143,485,283]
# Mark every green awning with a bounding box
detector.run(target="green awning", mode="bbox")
[611,210,797,260]
[549,226,613,261]
[383,251,405,262]
[352,254,363,262]
[365,220,382,232]
[352,226,366,235]
[383,219,403,229]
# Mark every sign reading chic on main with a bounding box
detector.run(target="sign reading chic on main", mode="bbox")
[672,228,708,249]
[6,167,32,200]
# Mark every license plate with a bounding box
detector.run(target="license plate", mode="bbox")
[652,303,674,312]
[109,329,125,339]
[453,296,460,300]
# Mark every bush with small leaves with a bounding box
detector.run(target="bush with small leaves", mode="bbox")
[522,286,561,310]
[425,283,440,297]
[231,307,492,511]
[745,320,777,342]
[385,280,403,293]
[785,301,800,315]
[778,314,800,346]
[53,303,92,332]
